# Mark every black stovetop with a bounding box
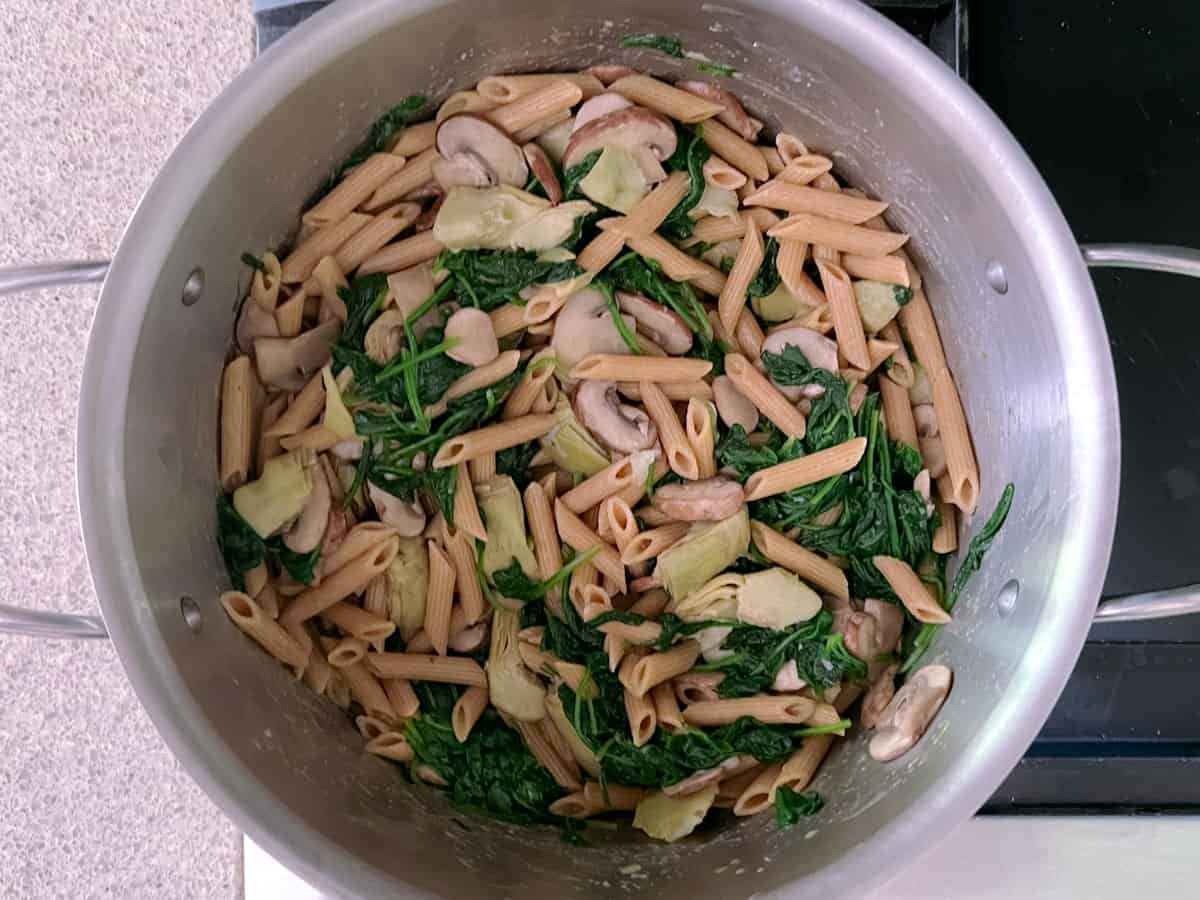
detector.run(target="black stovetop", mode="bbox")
[254,0,1200,812]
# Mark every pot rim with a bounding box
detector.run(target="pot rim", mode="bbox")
[75,1,1119,897]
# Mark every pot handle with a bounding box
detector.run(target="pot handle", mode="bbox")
[0,260,111,638]
[1083,243,1200,622]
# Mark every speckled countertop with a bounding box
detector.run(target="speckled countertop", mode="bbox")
[0,3,254,897]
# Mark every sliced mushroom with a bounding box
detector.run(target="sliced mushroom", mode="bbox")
[837,610,879,663]
[652,478,745,522]
[563,107,677,173]
[387,262,441,338]
[444,307,499,366]
[864,598,905,656]
[919,434,947,479]
[583,63,637,85]
[860,663,899,730]
[449,622,489,654]
[676,81,764,142]
[663,754,755,797]
[771,659,806,693]
[523,142,562,204]
[283,461,331,553]
[236,299,279,353]
[761,326,839,401]
[617,291,693,354]
[550,287,637,374]
[575,379,657,453]
[913,403,939,437]
[368,482,426,537]
[535,117,576,164]
[254,318,341,391]
[433,114,528,191]
[572,92,634,133]
[869,664,953,762]
[713,375,759,433]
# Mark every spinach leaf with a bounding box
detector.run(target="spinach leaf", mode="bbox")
[562,150,602,200]
[604,251,712,341]
[491,547,599,603]
[716,425,782,482]
[895,285,914,306]
[307,95,428,207]
[439,249,581,311]
[495,441,540,491]
[240,252,267,273]
[595,280,642,354]
[620,33,684,57]
[775,786,824,828]
[659,126,711,241]
[216,496,265,591]
[336,273,390,355]
[696,60,737,78]
[423,466,458,526]
[747,238,781,299]
[264,537,321,586]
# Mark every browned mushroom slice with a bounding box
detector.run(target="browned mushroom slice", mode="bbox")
[864,598,905,655]
[522,142,562,204]
[652,478,745,522]
[662,755,755,797]
[571,91,634,133]
[919,434,947,478]
[676,81,764,142]
[563,107,677,172]
[433,114,529,191]
[617,291,693,354]
[761,325,839,402]
[368,482,427,537]
[869,664,953,762]
[574,380,657,454]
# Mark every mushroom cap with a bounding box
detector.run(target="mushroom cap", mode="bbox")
[761,325,839,402]
[575,379,657,454]
[869,664,953,762]
[444,307,499,366]
[860,663,899,730]
[435,114,528,188]
[617,291,693,354]
[652,477,745,523]
[368,482,427,537]
[572,92,634,134]
[676,80,763,142]
[522,142,562,205]
[563,106,678,171]
[864,598,905,656]
[713,375,759,433]
[771,659,807,693]
[550,287,636,374]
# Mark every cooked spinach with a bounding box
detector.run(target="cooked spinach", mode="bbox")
[562,149,602,200]
[491,547,599,603]
[775,786,824,828]
[240,252,267,273]
[604,251,712,341]
[264,537,321,586]
[216,496,264,591]
[439,249,581,311]
[747,237,781,299]
[620,33,684,57]
[336,273,390,357]
[659,125,711,241]
[495,440,540,491]
[595,280,643,354]
[716,424,785,482]
[895,285,914,306]
[696,60,737,78]
[307,95,428,207]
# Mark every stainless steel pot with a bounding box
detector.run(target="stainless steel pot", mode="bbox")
[3,1,1200,897]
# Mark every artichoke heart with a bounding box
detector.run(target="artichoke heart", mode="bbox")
[633,785,719,842]
[655,506,750,605]
[232,449,313,538]
[737,567,822,630]
[539,396,610,476]
[487,608,546,722]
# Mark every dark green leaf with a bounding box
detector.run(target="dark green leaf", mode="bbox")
[492,547,599,603]
[562,150,602,200]
[775,786,824,828]
[620,33,684,57]
[696,60,737,77]
[439,249,582,312]
[747,238,781,299]
[265,537,321,586]
[240,252,267,273]
[496,441,540,491]
[716,424,780,482]
[216,496,265,591]
[595,280,642,354]
[604,251,712,341]
[659,126,711,241]
[894,285,913,306]
[336,273,390,355]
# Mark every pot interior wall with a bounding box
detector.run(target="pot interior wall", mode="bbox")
[118,1,1075,897]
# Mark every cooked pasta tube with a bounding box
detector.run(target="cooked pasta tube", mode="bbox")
[732,761,784,816]
[503,350,556,419]
[320,601,396,649]
[388,120,437,155]
[685,399,718,480]
[745,181,887,223]
[250,252,283,312]
[686,207,779,245]
[280,537,400,626]
[774,735,834,795]
[733,308,767,360]
[304,153,407,229]
[517,720,583,791]
[610,170,690,239]
[548,792,596,818]
[274,289,306,337]
[716,763,766,808]
[622,641,701,698]
[775,238,809,294]
[452,685,490,743]
[364,146,438,209]
[601,496,639,559]
[366,732,415,763]
[327,636,368,668]
[436,90,498,122]
[560,456,638,513]
[280,213,372,283]
[775,132,807,163]
[842,252,910,287]
[452,462,487,542]
[383,677,420,719]
[724,353,807,438]
[611,226,727,295]
[423,541,456,655]
[873,555,950,623]
[609,74,724,123]
[879,375,919,450]
[570,354,712,383]
[488,80,583,135]
[760,145,785,176]
[523,481,564,607]
[358,230,443,276]
[775,154,834,186]
[933,499,959,553]
[583,782,645,812]
[629,588,670,620]
[220,356,257,493]
[598,620,663,646]
[684,695,817,727]
[323,522,397,575]
[651,683,686,734]
[432,414,556,468]
[624,683,658,747]
[878,320,915,387]
[577,227,627,273]
[489,303,527,339]
[334,202,422,274]
[256,395,287,475]
[365,652,488,687]
[220,591,308,669]
[554,500,626,592]
[621,523,690,565]
[816,260,871,370]
[639,380,701,481]
[718,217,764,336]
[695,117,769,181]
[615,380,713,403]
[674,671,725,705]
[703,155,748,190]
[897,287,947,377]
[477,72,603,103]
[770,213,908,257]
[931,367,980,513]
[278,424,340,452]
[749,520,849,601]
[743,436,868,502]
[469,452,496,482]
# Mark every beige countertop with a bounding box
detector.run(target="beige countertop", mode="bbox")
[0,2,254,897]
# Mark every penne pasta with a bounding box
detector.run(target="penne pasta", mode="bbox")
[220,591,308,669]
[357,230,443,277]
[609,74,724,123]
[776,154,834,186]
[441,521,485,625]
[273,289,306,337]
[423,540,456,655]
[817,260,871,370]
[932,499,959,553]
[584,781,644,812]
[503,350,556,419]
[388,120,438,156]
[452,462,488,542]
[615,380,713,403]
[879,374,919,451]
[897,287,947,376]
[744,436,868,502]
[775,132,807,163]
[366,732,415,763]
[327,636,368,669]
[577,227,627,273]
[452,685,490,743]
[718,217,765,336]
[334,202,422,274]
[651,682,686,734]
[873,555,951,624]
[383,677,420,720]
[601,496,639,560]
[760,145,785,176]
[685,399,718,480]
[611,226,727,296]
[842,252,910,287]
[570,354,712,383]
[686,206,780,245]
[364,146,439,210]
[724,353,808,439]
[684,695,816,727]
[621,523,690,566]
[698,117,770,182]
[931,367,980,513]
[469,452,496,483]
[703,155,748,191]
[518,720,583,791]
[553,499,627,593]
[304,153,407,229]
[432,414,556,468]
[321,601,396,649]
[219,356,257,493]
[489,302,527,340]
[745,181,887,223]
[477,72,603,103]
[488,80,583,136]
[280,213,372,283]
[623,641,701,698]
[776,238,809,295]
[561,456,638,514]
[769,213,909,257]
[280,537,400,626]
[436,90,499,123]
[366,651,489,687]
[323,522,397,576]
[879,320,915,387]
[251,252,283,312]
[774,735,834,795]
[749,520,849,601]
[612,170,691,239]
[628,588,670,620]
[638,380,700,481]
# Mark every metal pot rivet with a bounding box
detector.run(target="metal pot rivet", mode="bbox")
[181,268,205,306]
[996,579,1020,617]
[180,595,203,631]
[985,260,1008,294]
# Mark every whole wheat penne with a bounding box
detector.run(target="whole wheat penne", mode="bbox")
[553,500,627,593]
[601,495,639,558]
[686,207,780,245]
[577,227,627,273]
[610,226,727,295]
[280,214,372,283]
[718,217,765,336]
[621,523,690,566]
[305,153,407,229]
[256,395,287,476]
[432,414,556,468]
[610,74,724,123]
[549,792,595,818]
[674,671,725,705]
[436,90,499,123]
[220,591,308,669]
[358,230,443,276]
[733,309,766,360]
[932,367,980,513]
[629,588,670,619]
[650,682,686,734]
[265,377,324,438]
[278,424,340,452]
[511,109,572,144]
[561,456,638,513]
[220,356,257,493]
[776,132,807,163]
[308,256,349,321]
[274,289,306,337]
[327,636,368,668]
[732,759,785,816]
[842,339,902,382]
[334,202,422,274]
[517,643,591,694]
[749,520,849,601]
[324,522,397,575]
[842,252,910,287]
[774,734,834,795]
[584,781,645,812]
[770,213,909,257]
[724,353,807,438]
[615,380,713,403]
[878,320,915,388]
[441,521,485,625]
[623,641,701,698]
[699,117,770,181]
[321,601,396,649]
[366,651,488,687]
[704,155,748,190]
[383,677,420,719]
[760,145,785,176]
[775,154,834,186]
[879,375,919,451]
[746,181,887,223]
[489,303,527,339]
[611,170,690,238]
[897,287,947,376]
[685,399,718,479]
[817,260,871,370]
[452,685,490,743]
[518,720,583,791]
[873,555,950,623]
[423,541,456,655]
[523,482,564,607]
[477,72,603,103]
[638,380,700,481]
[598,619,663,646]
[684,695,817,727]
[365,732,415,763]
[448,462,486,544]
[774,238,809,294]
[488,80,583,135]
[744,436,868,502]
[364,146,439,210]
[299,628,335,694]
[570,354,711,382]
[504,350,557,419]
[580,583,614,622]
[281,537,400,626]
[933,499,959,553]
[333,654,397,723]
[388,120,438,156]
[469,452,496,482]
